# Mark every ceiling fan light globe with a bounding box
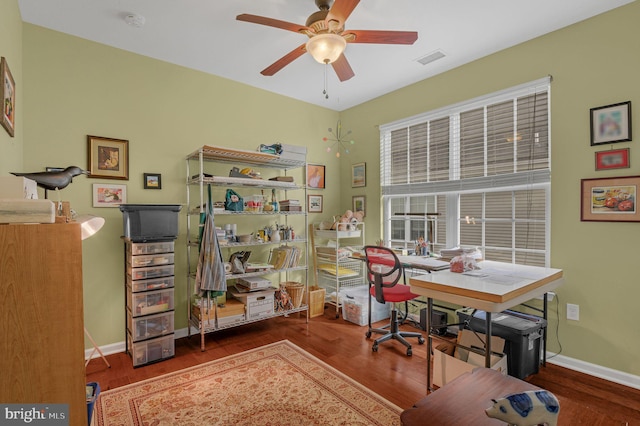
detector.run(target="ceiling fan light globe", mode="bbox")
[306,34,346,64]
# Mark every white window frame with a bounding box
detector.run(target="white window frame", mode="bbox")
[380,77,551,266]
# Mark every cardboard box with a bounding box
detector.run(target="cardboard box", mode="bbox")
[231,288,275,319]
[304,286,326,318]
[217,299,246,318]
[192,299,244,321]
[0,176,38,199]
[217,313,246,327]
[432,329,508,388]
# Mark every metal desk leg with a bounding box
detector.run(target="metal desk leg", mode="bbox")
[543,292,548,366]
[485,311,492,368]
[426,297,433,393]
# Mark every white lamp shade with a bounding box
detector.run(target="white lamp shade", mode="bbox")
[77,215,106,240]
[306,34,347,64]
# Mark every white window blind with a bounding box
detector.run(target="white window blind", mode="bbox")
[380,77,551,266]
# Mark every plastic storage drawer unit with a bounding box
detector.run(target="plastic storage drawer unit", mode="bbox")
[457,308,547,379]
[128,241,175,255]
[127,252,175,268]
[128,333,175,367]
[127,310,175,341]
[127,275,175,292]
[127,287,175,316]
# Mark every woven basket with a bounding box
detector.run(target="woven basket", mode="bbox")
[284,282,304,308]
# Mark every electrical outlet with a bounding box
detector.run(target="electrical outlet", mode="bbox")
[567,303,579,321]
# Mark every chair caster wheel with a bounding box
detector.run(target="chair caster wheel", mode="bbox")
[372,345,378,352]
[365,331,372,338]
[418,337,425,345]
[407,348,413,356]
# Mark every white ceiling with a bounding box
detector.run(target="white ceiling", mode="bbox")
[18,0,634,111]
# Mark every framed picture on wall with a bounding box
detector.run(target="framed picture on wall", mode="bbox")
[87,135,130,180]
[581,176,639,222]
[307,164,325,189]
[308,194,323,213]
[1,57,16,137]
[590,101,632,145]
[93,183,127,207]
[352,195,366,217]
[144,173,162,189]
[351,162,366,187]
[595,148,630,171]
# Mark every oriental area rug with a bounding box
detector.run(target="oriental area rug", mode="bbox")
[94,340,402,425]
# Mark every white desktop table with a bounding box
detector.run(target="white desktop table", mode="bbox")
[409,260,563,391]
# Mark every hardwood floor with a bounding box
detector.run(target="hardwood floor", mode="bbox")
[87,309,640,425]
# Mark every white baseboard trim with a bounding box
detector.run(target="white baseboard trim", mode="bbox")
[546,352,640,390]
[84,328,192,360]
[85,330,640,391]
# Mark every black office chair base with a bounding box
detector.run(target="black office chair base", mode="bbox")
[367,308,425,356]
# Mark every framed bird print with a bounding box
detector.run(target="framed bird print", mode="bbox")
[87,135,129,180]
[1,56,15,137]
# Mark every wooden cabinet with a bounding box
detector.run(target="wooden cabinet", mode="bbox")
[0,223,86,426]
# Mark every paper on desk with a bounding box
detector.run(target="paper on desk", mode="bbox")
[463,268,526,285]
[397,255,450,271]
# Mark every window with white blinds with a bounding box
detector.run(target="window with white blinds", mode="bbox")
[380,77,551,266]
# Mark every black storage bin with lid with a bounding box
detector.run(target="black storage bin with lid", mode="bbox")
[456,308,547,379]
[120,204,182,242]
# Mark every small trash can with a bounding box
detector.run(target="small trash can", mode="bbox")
[86,382,100,425]
[457,308,547,379]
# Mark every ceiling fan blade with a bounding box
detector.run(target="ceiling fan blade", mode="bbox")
[344,29,418,45]
[261,44,307,76]
[236,14,309,34]
[331,54,355,82]
[326,0,360,26]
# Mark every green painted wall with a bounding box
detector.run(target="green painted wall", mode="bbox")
[20,24,339,347]
[341,2,640,375]
[0,0,22,169]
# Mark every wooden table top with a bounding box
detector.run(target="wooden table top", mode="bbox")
[401,367,541,425]
[409,260,563,311]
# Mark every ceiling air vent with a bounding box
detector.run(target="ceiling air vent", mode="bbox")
[416,50,446,66]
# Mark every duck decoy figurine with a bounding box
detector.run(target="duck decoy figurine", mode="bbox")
[11,166,89,198]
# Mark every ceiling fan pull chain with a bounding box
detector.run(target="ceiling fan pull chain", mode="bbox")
[323,63,329,99]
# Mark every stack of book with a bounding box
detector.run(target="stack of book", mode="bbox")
[268,245,302,269]
[279,199,301,212]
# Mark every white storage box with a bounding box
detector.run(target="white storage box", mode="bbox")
[0,176,38,199]
[340,286,391,326]
[236,276,272,290]
[433,329,508,388]
[231,287,275,319]
[278,143,307,161]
